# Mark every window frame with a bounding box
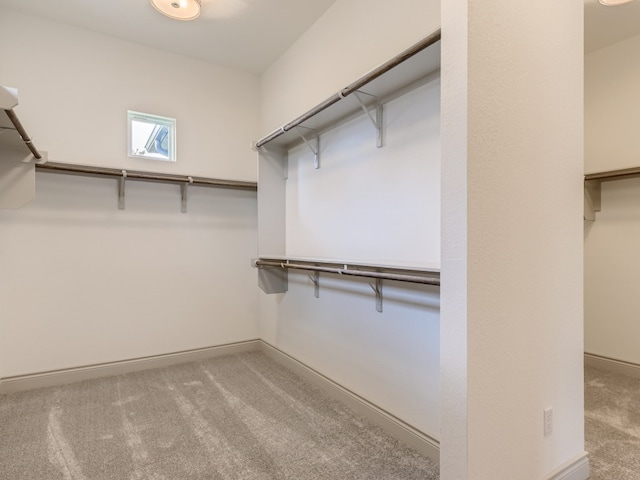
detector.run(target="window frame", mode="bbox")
[127,110,177,162]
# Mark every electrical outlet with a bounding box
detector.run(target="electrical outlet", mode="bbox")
[544,407,553,436]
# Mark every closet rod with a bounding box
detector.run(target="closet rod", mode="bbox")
[35,162,257,191]
[255,28,441,149]
[3,109,43,160]
[585,167,640,182]
[254,259,440,286]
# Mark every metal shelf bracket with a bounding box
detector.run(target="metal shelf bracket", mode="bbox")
[369,278,383,313]
[352,91,383,148]
[181,176,193,213]
[118,170,197,213]
[118,170,127,210]
[584,180,601,221]
[295,126,320,169]
[308,271,320,298]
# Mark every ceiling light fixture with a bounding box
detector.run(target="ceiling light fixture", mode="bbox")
[599,0,636,6]
[150,0,201,21]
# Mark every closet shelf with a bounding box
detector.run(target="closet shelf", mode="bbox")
[253,257,440,283]
[36,161,256,213]
[584,166,640,220]
[254,257,440,313]
[36,161,257,191]
[1,86,48,208]
[255,29,441,151]
[1,86,46,162]
[256,34,442,297]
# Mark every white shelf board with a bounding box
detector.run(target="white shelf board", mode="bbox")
[0,110,27,152]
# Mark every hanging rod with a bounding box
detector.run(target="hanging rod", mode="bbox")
[253,259,440,286]
[585,167,640,182]
[3,108,43,160]
[255,29,441,149]
[35,162,257,191]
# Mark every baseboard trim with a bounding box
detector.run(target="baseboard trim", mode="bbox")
[258,340,440,464]
[585,352,640,379]
[541,452,589,480]
[0,339,261,394]
[1,337,438,464]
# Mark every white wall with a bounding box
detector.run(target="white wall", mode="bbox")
[585,34,640,364]
[585,34,640,175]
[441,1,585,479]
[267,273,441,437]
[285,79,440,268]
[259,0,441,134]
[0,9,258,181]
[0,10,260,377]
[258,0,441,440]
[0,175,257,377]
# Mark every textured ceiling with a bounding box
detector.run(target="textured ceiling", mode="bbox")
[0,0,337,74]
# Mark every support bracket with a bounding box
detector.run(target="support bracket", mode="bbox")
[353,90,383,148]
[369,278,383,313]
[118,170,127,210]
[308,271,320,298]
[180,177,193,213]
[584,179,601,221]
[295,126,320,169]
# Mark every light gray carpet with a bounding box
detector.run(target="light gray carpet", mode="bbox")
[0,351,439,480]
[585,365,640,480]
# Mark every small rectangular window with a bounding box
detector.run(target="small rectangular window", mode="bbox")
[128,111,176,162]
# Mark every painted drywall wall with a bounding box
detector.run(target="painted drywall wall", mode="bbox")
[260,80,441,437]
[259,0,440,134]
[267,272,441,438]
[0,174,257,377]
[585,34,640,175]
[0,11,260,377]
[0,9,259,181]
[441,1,586,479]
[258,0,441,440]
[585,35,640,365]
[285,79,440,268]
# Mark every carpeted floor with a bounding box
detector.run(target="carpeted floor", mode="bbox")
[585,365,640,480]
[0,351,439,480]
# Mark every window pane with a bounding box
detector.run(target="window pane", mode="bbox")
[128,111,176,162]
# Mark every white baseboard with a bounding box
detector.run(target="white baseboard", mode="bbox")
[258,340,440,464]
[541,452,590,480]
[585,352,640,379]
[0,338,438,465]
[0,339,261,394]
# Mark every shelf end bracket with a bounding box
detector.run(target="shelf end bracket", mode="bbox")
[353,90,383,148]
[308,271,320,298]
[180,177,193,213]
[584,179,601,221]
[295,126,320,169]
[118,170,127,210]
[369,278,383,313]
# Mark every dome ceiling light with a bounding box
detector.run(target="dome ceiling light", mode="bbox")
[599,0,636,6]
[150,0,201,21]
